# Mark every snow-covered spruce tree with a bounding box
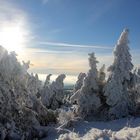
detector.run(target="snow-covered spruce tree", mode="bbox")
[130,68,140,87]
[26,73,42,97]
[98,64,106,84]
[0,46,37,136]
[44,74,52,87]
[104,29,134,119]
[73,72,86,92]
[71,53,101,118]
[135,68,140,87]
[138,68,140,76]
[70,73,86,105]
[41,74,66,110]
[0,46,57,139]
[125,67,140,116]
[97,64,107,112]
[129,68,140,107]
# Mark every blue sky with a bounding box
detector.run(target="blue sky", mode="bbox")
[20,0,140,47]
[0,0,140,84]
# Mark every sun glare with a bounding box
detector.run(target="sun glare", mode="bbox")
[0,23,26,54]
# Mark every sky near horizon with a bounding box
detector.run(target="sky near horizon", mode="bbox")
[0,0,140,84]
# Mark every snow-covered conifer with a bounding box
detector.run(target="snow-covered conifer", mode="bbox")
[129,68,140,104]
[0,46,57,138]
[98,64,106,84]
[72,53,101,118]
[104,29,134,118]
[41,74,66,109]
[73,72,86,92]
[26,73,42,96]
[44,74,52,87]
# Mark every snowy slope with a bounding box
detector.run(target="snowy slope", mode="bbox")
[57,117,140,140]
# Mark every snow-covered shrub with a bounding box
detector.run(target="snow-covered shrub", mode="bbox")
[31,97,57,125]
[41,74,66,110]
[58,109,75,126]
[104,29,135,119]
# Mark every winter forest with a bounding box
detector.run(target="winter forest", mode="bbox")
[0,29,140,140]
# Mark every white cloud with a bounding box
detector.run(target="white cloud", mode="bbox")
[39,41,112,49]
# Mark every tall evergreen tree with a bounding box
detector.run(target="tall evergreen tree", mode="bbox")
[73,53,101,118]
[73,72,86,92]
[104,29,134,118]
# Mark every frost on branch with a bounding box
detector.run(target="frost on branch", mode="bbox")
[71,53,101,118]
[41,74,66,110]
[104,29,134,119]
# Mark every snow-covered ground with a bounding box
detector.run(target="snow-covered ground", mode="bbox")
[46,117,140,140]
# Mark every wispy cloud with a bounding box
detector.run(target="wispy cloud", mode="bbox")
[39,41,112,49]
[24,48,73,54]
[41,0,49,4]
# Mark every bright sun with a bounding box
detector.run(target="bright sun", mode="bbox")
[0,23,26,53]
